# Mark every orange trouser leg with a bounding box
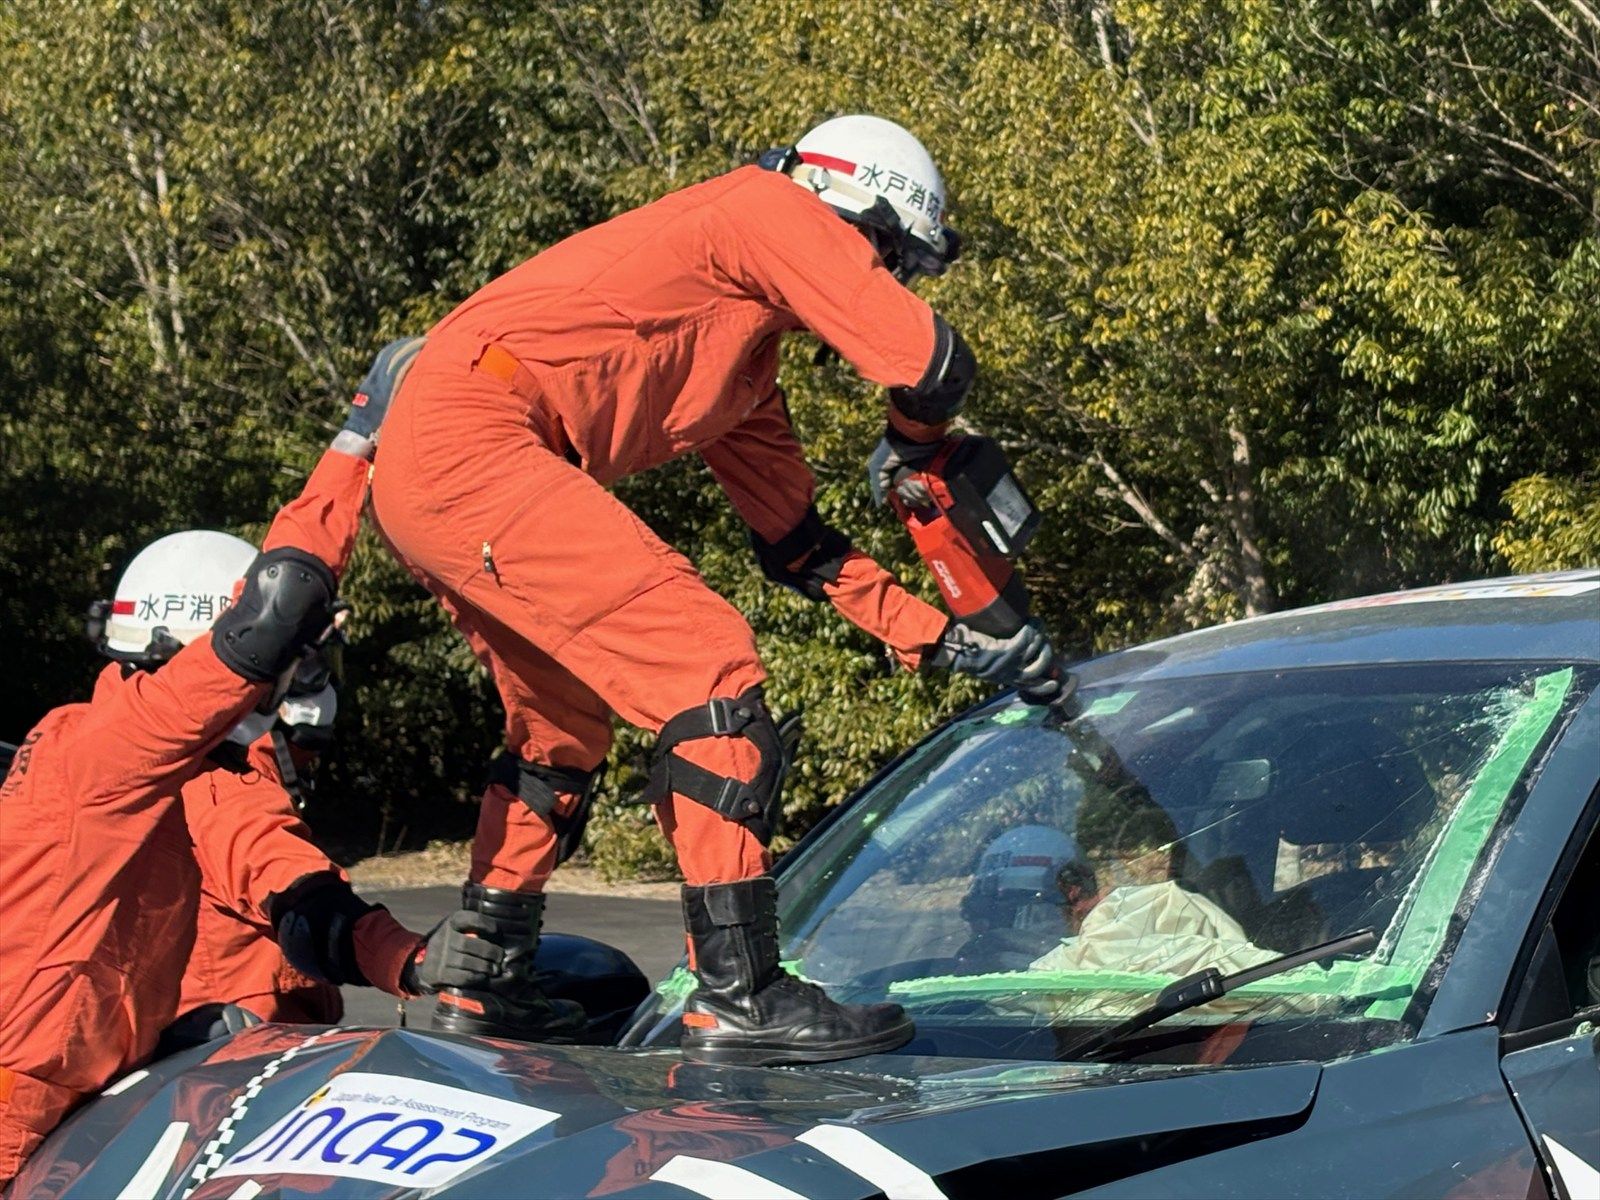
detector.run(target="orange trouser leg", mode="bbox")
[0,1069,81,1188]
[435,577,617,893]
[469,782,558,892]
[374,511,606,894]
[372,385,769,887]
[653,738,769,884]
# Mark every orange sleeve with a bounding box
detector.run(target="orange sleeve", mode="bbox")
[62,449,366,808]
[716,170,938,392]
[352,909,424,998]
[824,554,950,672]
[704,390,949,670]
[182,747,344,927]
[260,445,371,574]
[185,748,420,997]
[65,642,267,809]
[700,387,816,543]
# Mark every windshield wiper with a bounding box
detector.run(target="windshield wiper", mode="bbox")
[1060,927,1380,1062]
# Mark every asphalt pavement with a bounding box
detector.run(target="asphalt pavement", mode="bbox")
[341,886,683,1026]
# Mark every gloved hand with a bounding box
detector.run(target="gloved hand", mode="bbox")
[867,426,948,506]
[926,618,1056,688]
[401,909,506,996]
[339,335,426,449]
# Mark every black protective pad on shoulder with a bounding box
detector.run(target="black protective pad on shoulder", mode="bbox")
[487,754,602,866]
[212,548,337,683]
[750,506,854,602]
[267,871,377,987]
[890,315,975,426]
[643,688,791,846]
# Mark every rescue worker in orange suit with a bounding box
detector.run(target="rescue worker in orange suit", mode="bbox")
[170,674,347,1043]
[371,113,1056,1066]
[163,343,431,1045]
[0,342,503,1186]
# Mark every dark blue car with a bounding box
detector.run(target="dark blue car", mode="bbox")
[11,570,1600,1198]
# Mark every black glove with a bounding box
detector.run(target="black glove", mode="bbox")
[867,426,947,506]
[927,618,1056,688]
[342,335,425,443]
[402,909,506,995]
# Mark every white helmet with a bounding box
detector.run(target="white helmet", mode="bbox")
[89,529,257,664]
[962,824,1089,931]
[976,825,1083,898]
[773,114,961,280]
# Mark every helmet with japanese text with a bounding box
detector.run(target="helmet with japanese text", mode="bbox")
[764,114,961,283]
[87,530,257,666]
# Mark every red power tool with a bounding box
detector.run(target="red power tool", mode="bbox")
[888,436,1069,704]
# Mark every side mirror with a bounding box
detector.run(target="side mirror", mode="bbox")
[533,933,650,1045]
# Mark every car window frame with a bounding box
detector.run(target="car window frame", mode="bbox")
[1422,679,1600,1039]
[1499,781,1600,1051]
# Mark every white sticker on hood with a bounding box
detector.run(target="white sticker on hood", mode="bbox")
[211,1072,557,1190]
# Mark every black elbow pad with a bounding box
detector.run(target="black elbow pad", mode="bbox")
[751,507,853,602]
[212,547,337,683]
[889,316,975,426]
[267,872,376,987]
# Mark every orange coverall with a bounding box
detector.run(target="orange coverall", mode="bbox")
[175,732,346,1027]
[370,165,949,893]
[0,449,414,1184]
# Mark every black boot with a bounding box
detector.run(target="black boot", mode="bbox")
[431,883,586,1041]
[680,875,914,1066]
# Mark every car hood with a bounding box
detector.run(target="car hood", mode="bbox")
[23,1024,1321,1198]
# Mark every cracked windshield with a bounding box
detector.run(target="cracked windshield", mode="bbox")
[776,663,1584,1065]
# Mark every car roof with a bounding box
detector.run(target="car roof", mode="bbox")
[1076,569,1600,685]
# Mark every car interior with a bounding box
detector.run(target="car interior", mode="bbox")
[1179,710,1439,954]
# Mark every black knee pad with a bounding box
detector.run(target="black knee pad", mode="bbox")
[751,507,853,602]
[487,754,603,865]
[643,688,799,845]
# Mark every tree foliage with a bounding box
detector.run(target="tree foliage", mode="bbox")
[2,0,1595,876]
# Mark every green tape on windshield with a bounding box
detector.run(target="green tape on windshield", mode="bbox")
[1356,666,1573,1019]
[653,960,811,1005]
[654,965,696,1004]
[1083,691,1137,717]
[892,668,1575,1022]
[891,964,1415,1007]
[893,968,1168,999]
[990,707,1033,726]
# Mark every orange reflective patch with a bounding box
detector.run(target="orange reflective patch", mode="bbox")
[681,1012,719,1029]
[0,1066,14,1104]
[474,343,523,388]
[438,992,487,1015]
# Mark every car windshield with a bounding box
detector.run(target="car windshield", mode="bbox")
[758,662,1588,1065]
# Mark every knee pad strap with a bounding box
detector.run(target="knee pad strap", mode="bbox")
[488,755,603,866]
[645,688,793,845]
